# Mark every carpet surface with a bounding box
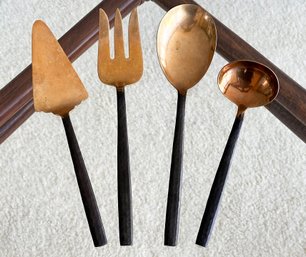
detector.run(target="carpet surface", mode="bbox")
[0,0,305,256]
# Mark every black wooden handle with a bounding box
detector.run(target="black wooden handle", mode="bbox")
[164,92,186,246]
[62,115,107,247]
[116,88,133,245]
[196,112,244,247]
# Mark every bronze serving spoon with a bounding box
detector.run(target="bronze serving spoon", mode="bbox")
[157,4,217,246]
[196,60,279,247]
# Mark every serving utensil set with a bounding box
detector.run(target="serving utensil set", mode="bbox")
[31,4,279,248]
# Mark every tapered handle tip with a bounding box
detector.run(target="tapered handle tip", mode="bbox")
[94,237,107,247]
[195,235,209,247]
[164,239,177,247]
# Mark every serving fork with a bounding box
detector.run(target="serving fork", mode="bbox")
[98,8,143,245]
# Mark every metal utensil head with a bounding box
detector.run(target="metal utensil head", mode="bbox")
[217,60,279,111]
[32,20,88,117]
[157,4,217,95]
[98,8,143,88]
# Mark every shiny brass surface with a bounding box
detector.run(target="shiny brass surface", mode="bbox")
[218,60,279,113]
[157,4,217,95]
[98,8,143,88]
[32,20,88,117]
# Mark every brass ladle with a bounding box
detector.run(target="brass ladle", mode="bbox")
[157,4,217,246]
[196,60,279,247]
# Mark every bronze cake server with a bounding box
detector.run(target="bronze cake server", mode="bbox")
[32,20,107,247]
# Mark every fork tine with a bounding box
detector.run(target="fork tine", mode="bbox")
[114,9,125,59]
[128,8,143,78]
[98,9,111,83]
[98,9,111,62]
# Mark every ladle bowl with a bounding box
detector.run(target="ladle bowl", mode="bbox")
[218,60,279,111]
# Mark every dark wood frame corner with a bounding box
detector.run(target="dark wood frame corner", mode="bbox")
[0,0,305,144]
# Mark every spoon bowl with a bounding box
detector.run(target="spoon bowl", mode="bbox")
[218,60,279,110]
[157,4,217,94]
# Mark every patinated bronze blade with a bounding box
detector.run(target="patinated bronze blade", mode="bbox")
[32,20,88,117]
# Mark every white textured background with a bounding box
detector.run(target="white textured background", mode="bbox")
[1,0,306,256]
